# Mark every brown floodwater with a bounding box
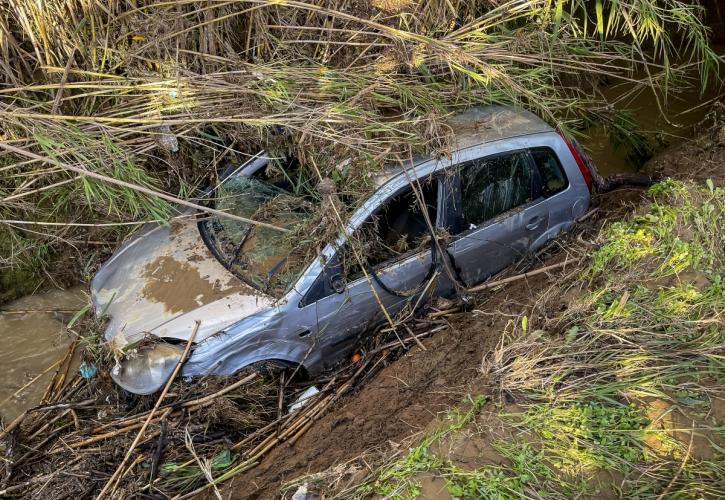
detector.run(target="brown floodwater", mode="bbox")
[584,49,725,175]
[0,286,87,421]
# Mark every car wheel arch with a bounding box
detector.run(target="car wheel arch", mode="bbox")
[181,337,317,379]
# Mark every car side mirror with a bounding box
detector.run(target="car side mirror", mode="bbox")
[330,274,346,294]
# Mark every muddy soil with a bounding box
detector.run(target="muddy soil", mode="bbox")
[645,121,725,186]
[225,187,647,499]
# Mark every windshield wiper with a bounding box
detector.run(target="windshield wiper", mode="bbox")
[266,254,290,285]
[232,225,254,266]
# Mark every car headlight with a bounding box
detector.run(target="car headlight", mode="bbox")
[111,342,184,395]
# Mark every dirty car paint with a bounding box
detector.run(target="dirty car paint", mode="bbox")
[92,105,590,389]
[92,218,273,347]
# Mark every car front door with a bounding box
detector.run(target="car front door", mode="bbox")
[445,149,549,287]
[304,177,441,367]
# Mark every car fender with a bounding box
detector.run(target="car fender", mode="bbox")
[183,336,314,377]
[181,310,317,377]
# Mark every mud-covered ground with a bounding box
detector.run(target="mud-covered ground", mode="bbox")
[223,131,725,499]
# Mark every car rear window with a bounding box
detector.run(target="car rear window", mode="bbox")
[530,147,568,197]
[459,151,533,231]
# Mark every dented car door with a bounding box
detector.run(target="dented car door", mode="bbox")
[446,150,549,287]
[307,178,440,366]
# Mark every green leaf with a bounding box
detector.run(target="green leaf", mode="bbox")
[566,326,580,343]
[595,0,604,36]
[553,0,564,35]
[211,448,234,469]
[67,303,90,328]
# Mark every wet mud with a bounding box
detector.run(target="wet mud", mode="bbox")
[141,255,248,314]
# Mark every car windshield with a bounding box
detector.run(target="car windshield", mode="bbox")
[199,163,318,297]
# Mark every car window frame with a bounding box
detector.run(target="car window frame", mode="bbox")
[529,146,570,199]
[299,174,443,306]
[445,148,545,241]
[292,133,565,307]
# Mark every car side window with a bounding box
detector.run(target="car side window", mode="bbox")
[298,178,438,307]
[458,151,533,232]
[530,147,568,197]
[342,179,438,282]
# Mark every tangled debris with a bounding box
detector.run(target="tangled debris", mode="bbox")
[0,295,462,497]
[1,0,720,300]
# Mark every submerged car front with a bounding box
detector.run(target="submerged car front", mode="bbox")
[91,162,319,394]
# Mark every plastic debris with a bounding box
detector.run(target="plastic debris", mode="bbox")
[291,483,317,500]
[79,361,97,379]
[288,386,319,414]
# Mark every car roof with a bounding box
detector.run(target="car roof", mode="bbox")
[447,105,552,149]
[372,105,553,187]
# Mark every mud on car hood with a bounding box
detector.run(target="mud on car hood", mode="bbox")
[91,218,274,347]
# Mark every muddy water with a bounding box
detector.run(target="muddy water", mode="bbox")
[583,52,725,175]
[0,287,87,421]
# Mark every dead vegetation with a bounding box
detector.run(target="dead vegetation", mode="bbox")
[0,291,466,497]
[1,0,721,300]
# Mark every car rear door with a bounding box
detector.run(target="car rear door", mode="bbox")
[444,149,549,287]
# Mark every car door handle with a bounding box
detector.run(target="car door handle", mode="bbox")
[526,216,543,231]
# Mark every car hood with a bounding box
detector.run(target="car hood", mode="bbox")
[91,217,274,347]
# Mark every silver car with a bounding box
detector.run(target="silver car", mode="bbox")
[92,105,592,394]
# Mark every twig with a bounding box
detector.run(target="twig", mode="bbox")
[0,143,289,233]
[0,411,27,443]
[276,371,285,435]
[371,325,447,354]
[51,338,79,400]
[181,372,257,410]
[89,372,258,435]
[51,47,76,115]
[149,421,167,484]
[50,408,170,454]
[0,308,79,314]
[96,321,199,499]
[467,258,579,293]
[577,207,599,222]
[29,398,95,412]
[41,340,76,404]
[0,357,63,407]
[185,426,222,500]
[428,307,460,318]
[0,472,61,496]
[404,325,427,351]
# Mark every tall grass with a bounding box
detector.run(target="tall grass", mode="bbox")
[0,0,720,298]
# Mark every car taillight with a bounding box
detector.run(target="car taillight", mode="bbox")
[558,131,593,193]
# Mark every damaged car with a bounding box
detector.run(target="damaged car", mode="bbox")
[91,105,594,394]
